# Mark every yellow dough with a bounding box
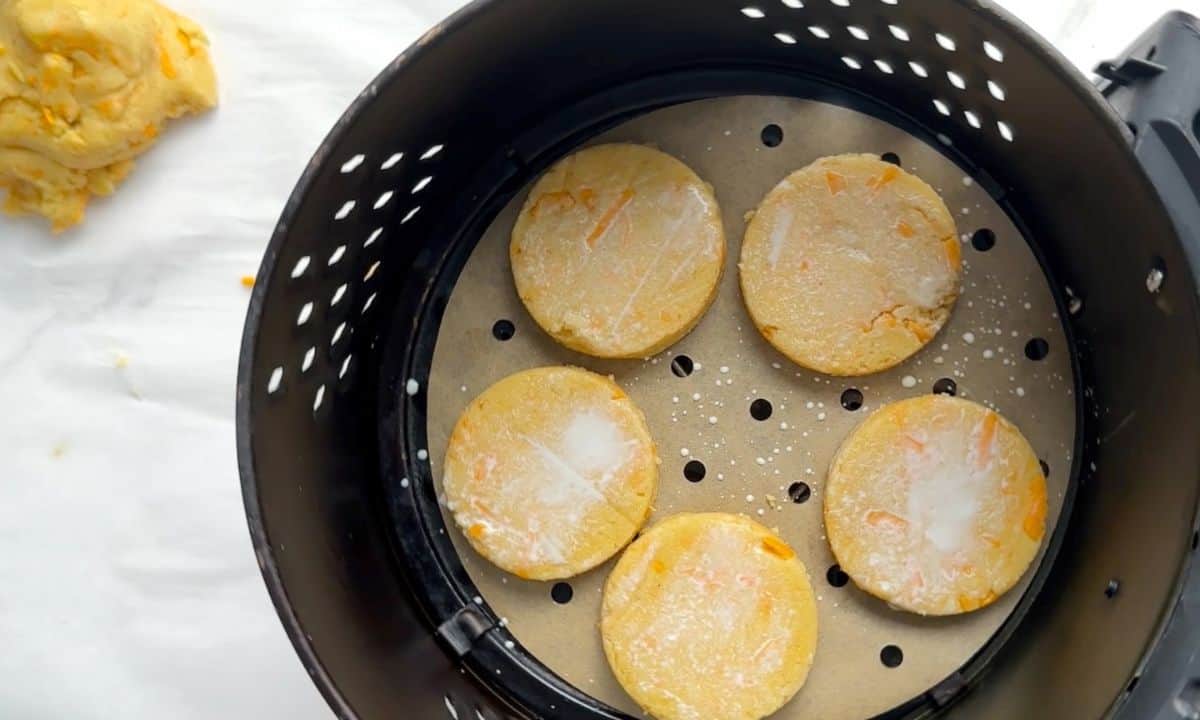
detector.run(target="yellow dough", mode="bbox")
[740,154,960,375]
[824,396,1047,616]
[511,143,725,358]
[601,513,818,720]
[443,366,658,580]
[0,0,217,231]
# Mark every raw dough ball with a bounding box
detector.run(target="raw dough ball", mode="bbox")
[0,0,217,230]
[824,395,1047,616]
[601,512,818,720]
[443,366,658,580]
[740,154,960,376]
[511,143,725,358]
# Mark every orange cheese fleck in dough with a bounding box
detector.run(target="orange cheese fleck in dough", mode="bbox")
[865,509,909,531]
[825,171,846,195]
[157,34,177,78]
[897,220,915,237]
[528,190,575,219]
[1024,481,1047,541]
[584,189,634,248]
[761,535,795,560]
[866,165,901,190]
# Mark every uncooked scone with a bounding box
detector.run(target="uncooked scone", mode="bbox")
[740,154,960,375]
[601,512,818,720]
[824,395,1047,616]
[511,143,725,358]
[0,0,217,230]
[443,366,658,580]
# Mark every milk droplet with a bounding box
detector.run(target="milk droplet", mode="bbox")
[680,447,690,457]
[901,375,917,388]
[708,416,718,425]
[963,332,976,344]
[417,449,429,460]
[400,477,410,488]
[405,378,420,395]
[720,366,730,374]
[1016,387,1026,397]
[983,349,995,359]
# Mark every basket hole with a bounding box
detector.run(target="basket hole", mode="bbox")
[908,60,928,78]
[997,120,1015,142]
[444,695,460,720]
[933,99,951,116]
[401,206,421,224]
[312,385,326,413]
[946,70,966,90]
[827,564,850,586]
[684,460,706,482]
[971,228,995,252]
[331,283,348,306]
[881,645,904,668]
[983,40,1005,62]
[412,176,433,194]
[761,124,784,147]
[888,24,909,41]
[1105,579,1121,598]
[327,245,347,266]
[781,0,803,7]
[788,482,811,503]
[841,387,864,410]
[936,32,957,52]
[266,366,283,394]
[880,0,897,4]
[290,256,311,279]
[1024,338,1049,361]
[334,200,355,220]
[750,398,773,421]
[380,152,404,170]
[361,292,377,315]
[339,154,365,173]
[987,79,1007,101]
[364,227,383,247]
[492,319,515,340]
[420,144,445,161]
[1039,459,1050,477]
[551,582,573,604]
[670,354,695,377]
[881,152,901,165]
[842,56,862,70]
[364,260,381,282]
[741,6,766,18]
[331,321,348,347]
[302,346,316,372]
[933,377,957,396]
[774,32,798,45]
[338,354,353,380]
[296,302,314,326]
[809,25,831,39]
[847,25,869,40]
[964,110,982,129]
[874,59,894,74]
[830,0,849,6]
[373,190,394,210]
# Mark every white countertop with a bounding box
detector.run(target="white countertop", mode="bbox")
[0,0,1186,717]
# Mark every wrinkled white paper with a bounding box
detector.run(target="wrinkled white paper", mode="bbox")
[0,0,1182,717]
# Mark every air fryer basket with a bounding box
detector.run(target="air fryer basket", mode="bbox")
[237,3,1200,719]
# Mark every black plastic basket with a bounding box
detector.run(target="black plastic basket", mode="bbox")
[237,3,1200,718]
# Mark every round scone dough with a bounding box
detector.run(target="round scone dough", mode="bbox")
[511,143,725,358]
[824,396,1047,616]
[740,154,961,375]
[601,513,818,720]
[443,366,658,580]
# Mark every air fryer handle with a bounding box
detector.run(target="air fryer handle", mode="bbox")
[1096,12,1200,720]
[1098,12,1200,270]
